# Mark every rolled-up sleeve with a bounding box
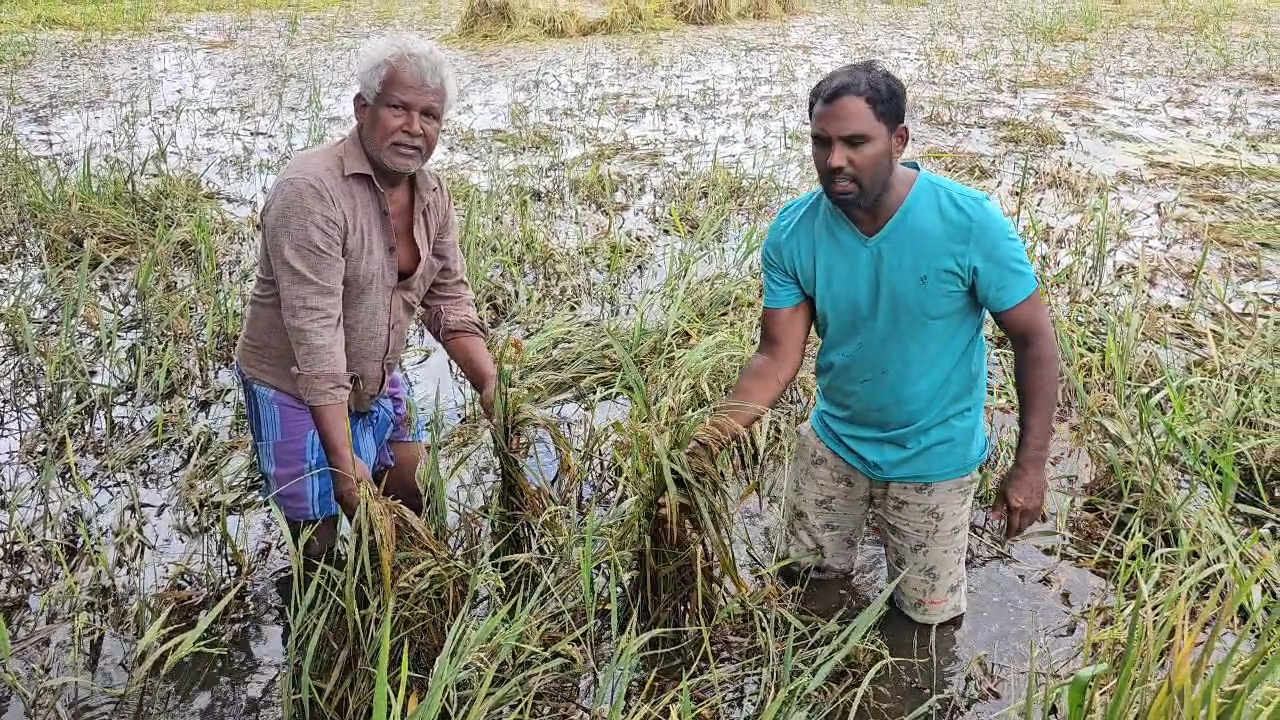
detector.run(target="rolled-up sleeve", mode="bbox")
[421,183,487,343]
[261,177,352,406]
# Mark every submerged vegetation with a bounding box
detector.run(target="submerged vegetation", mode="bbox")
[1,0,1278,718]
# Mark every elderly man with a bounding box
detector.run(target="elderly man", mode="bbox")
[693,60,1059,627]
[235,34,496,558]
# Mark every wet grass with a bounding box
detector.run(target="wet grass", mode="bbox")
[1,0,1278,717]
[0,0,382,31]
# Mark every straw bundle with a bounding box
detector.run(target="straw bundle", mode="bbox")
[487,339,578,591]
[456,0,608,39]
[290,487,473,715]
[631,426,749,645]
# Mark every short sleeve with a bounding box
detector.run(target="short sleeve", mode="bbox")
[761,219,806,310]
[970,197,1040,314]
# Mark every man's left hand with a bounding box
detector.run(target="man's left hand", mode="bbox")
[480,380,496,423]
[991,462,1048,540]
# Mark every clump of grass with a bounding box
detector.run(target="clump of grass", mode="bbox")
[1205,220,1280,251]
[630,428,746,641]
[999,117,1066,148]
[487,337,579,588]
[455,0,608,40]
[746,0,805,19]
[1015,0,1106,44]
[672,0,805,23]
[285,488,473,716]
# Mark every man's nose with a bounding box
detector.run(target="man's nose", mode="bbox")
[403,113,424,136]
[828,144,854,172]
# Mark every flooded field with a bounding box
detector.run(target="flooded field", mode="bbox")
[0,0,1277,718]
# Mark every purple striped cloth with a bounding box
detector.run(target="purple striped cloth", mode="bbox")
[236,365,427,521]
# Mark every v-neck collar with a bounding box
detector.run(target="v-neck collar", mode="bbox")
[829,161,924,246]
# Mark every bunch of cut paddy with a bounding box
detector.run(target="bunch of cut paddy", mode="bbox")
[672,0,806,24]
[455,0,606,39]
[485,337,580,592]
[285,486,474,716]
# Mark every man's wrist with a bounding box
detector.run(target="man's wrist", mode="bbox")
[1010,453,1049,476]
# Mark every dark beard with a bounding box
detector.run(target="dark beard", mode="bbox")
[822,179,884,211]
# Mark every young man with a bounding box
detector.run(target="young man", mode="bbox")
[234,34,498,558]
[695,61,1059,625]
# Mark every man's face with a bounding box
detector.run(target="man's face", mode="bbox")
[354,66,446,177]
[810,95,907,212]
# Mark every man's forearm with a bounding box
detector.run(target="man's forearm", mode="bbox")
[442,334,497,393]
[1011,335,1059,467]
[711,352,800,434]
[311,403,357,474]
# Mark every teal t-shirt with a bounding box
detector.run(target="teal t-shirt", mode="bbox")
[762,164,1040,482]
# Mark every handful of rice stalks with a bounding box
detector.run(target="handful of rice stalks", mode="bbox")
[293,486,473,715]
[488,338,578,590]
[631,424,749,644]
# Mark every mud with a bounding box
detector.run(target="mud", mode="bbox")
[1,0,1276,718]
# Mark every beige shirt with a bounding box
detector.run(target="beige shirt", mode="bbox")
[235,128,486,411]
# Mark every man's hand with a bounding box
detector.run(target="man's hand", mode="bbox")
[333,458,374,517]
[991,462,1047,539]
[441,335,499,423]
[479,379,496,423]
[989,291,1058,542]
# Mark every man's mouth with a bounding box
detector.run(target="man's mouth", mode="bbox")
[830,176,858,192]
[390,142,423,155]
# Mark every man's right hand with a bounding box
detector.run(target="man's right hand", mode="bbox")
[333,458,374,517]
[686,415,746,467]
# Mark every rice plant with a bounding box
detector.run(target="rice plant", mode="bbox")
[281,489,474,717]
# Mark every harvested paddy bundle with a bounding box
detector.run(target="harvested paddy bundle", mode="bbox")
[456,0,607,39]
[745,0,806,18]
[487,338,579,590]
[670,0,804,24]
[670,0,740,24]
[287,486,473,716]
[456,0,523,35]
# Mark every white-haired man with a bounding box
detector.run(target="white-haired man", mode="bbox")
[235,34,497,558]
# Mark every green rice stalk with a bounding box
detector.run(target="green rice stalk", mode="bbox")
[289,488,472,717]
[488,336,579,591]
[626,410,751,650]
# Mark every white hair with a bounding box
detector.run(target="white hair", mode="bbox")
[355,33,457,115]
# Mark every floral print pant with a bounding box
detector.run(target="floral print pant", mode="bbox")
[779,422,977,624]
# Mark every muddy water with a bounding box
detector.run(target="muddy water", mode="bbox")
[1,1,1276,718]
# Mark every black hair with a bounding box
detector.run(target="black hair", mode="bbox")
[807,60,907,130]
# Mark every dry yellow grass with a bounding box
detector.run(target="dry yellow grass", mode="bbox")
[455,0,804,39]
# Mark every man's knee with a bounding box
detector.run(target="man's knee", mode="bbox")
[290,516,339,561]
[382,441,425,515]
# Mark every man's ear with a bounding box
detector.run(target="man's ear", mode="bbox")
[892,124,910,159]
[353,92,369,123]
